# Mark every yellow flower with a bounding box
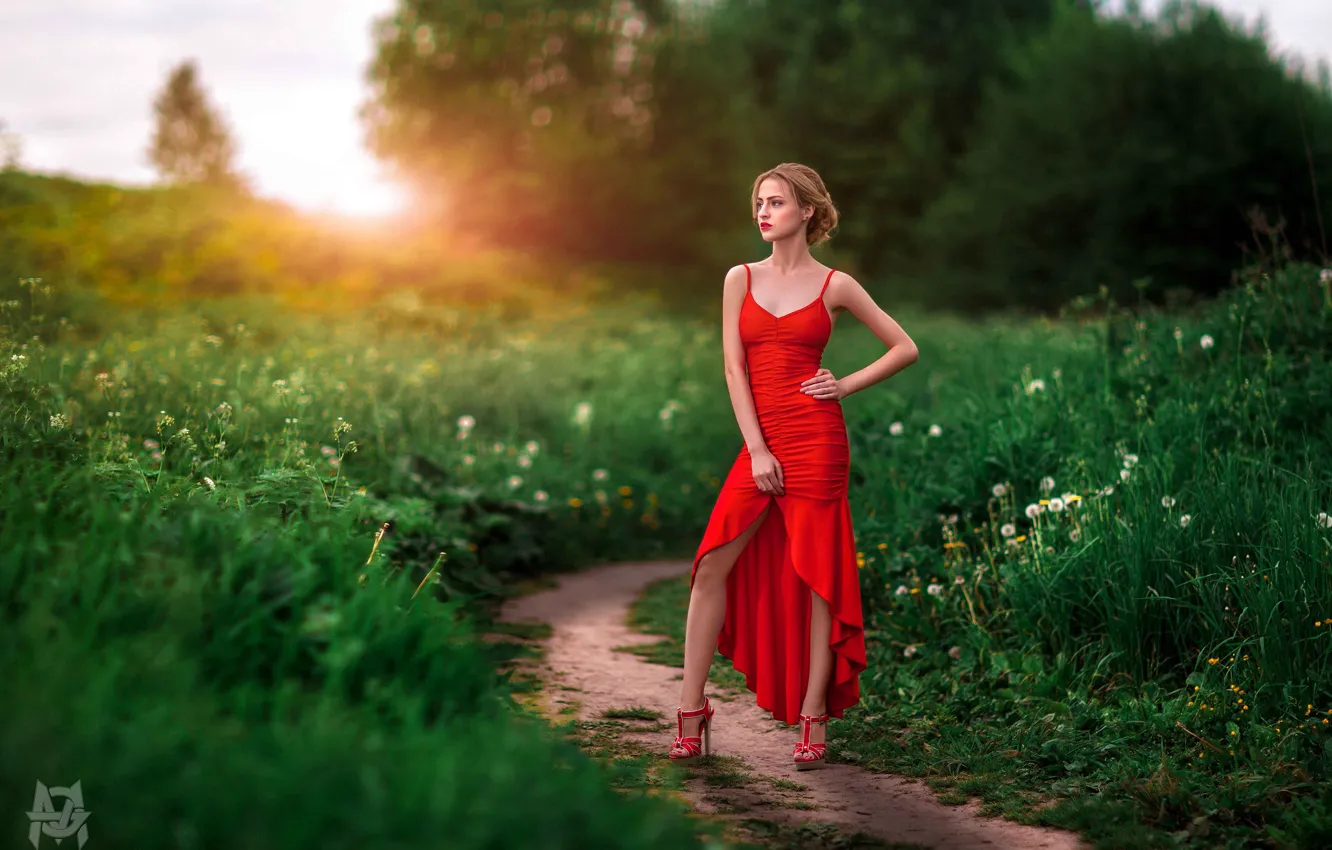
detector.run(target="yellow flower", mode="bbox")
[1208,657,1218,665]
[877,542,888,550]
[618,485,633,496]
[569,497,583,508]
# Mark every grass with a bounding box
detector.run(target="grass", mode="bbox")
[4,256,1332,848]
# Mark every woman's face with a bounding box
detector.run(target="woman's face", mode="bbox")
[754,177,808,243]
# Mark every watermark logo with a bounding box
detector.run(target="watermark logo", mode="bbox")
[26,781,91,849]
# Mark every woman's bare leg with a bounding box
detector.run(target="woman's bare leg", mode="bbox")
[674,502,772,745]
[800,590,833,746]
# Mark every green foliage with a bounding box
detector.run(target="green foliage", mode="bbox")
[920,0,1332,311]
[362,0,760,268]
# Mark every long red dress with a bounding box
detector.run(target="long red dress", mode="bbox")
[691,264,867,726]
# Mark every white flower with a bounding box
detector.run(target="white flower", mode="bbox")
[953,575,965,585]
[1025,503,1044,519]
[1069,529,1080,543]
[1200,334,1214,350]
[1320,269,1331,284]
[1025,379,1046,395]
[462,455,475,466]
[928,424,942,437]
[1316,511,1331,528]
[1179,514,1192,528]
[948,646,961,659]
[517,455,532,468]
[456,415,474,430]
[492,442,504,454]
[1101,485,1115,497]
[534,490,548,502]
[1120,469,1131,482]
[927,583,943,596]
[947,513,958,524]
[525,440,540,455]
[507,475,523,489]
[894,585,908,596]
[992,483,1008,498]
[592,468,609,481]
[889,421,904,436]
[1161,495,1175,509]
[572,401,593,427]
[903,645,918,658]
[1000,522,1016,538]
[1122,453,1138,467]
[1048,498,1065,512]
[1040,476,1055,492]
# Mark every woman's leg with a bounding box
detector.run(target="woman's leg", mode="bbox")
[799,589,834,745]
[674,502,772,743]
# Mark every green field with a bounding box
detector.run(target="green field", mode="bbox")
[3,259,1331,848]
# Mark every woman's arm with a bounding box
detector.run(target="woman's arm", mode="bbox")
[829,271,919,397]
[720,264,769,454]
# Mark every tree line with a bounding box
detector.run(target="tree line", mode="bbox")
[361,0,1332,311]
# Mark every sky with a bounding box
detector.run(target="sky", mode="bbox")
[1,0,1329,218]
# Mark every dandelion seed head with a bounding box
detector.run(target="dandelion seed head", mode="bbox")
[1001,522,1016,538]
[1200,334,1215,350]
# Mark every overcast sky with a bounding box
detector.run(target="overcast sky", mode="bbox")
[1,0,1328,217]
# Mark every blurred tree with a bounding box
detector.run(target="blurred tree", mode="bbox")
[710,0,1061,279]
[0,119,21,171]
[361,0,760,270]
[918,0,1332,312]
[148,60,245,190]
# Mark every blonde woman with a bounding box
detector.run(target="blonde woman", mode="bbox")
[668,163,919,769]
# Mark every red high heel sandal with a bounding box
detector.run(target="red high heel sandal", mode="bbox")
[793,713,829,770]
[667,698,715,763]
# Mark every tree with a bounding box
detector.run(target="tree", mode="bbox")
[148,60,244,189]
[0,119,20,171]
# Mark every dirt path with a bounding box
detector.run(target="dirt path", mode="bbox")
[500,559,1091,850]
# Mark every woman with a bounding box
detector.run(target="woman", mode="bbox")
[667,163,920,770]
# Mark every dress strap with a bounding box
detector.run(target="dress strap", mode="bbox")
[743,263,751,292]
[819,268,835,297]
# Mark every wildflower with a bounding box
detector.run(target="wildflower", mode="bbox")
[1200,334,1214,350]
[1101,485,1115,497]
[320,445,337,457]
[1180,514,1192,528]
[1040,476,1055,492]
[1173,327,1183,340]
[1000,522,1016,537]
[948,646,961,659]
[272,378,289,396]
[143,438,160,450]
[517,455,532,468]
[49,413,68,430]
[1025,503,1044,519]
[894,585,908,596]
[927,583,943,596]
[1069,529,1080,543]
[534,490,548,502]
[568,497,583,508]
[150,450,163,463]
[1123,453,1138,467]
[1120,469,1131,482]
[94,372,113,390]
[573,401,593,427]
[618,485,632,496]
[462,455,475,466]
[593,468,609,481]
[1317,512,1332,528]
[507,475,523,489]
[1321,269,1332,284]
[928,424,942,438]
[204,335,223,346]
[992,483,1008,498]
[525,440,540,455]
[491,442,504,454]
[1161,495,1175,508]
[457,415,475,430]
[903,645,917,658]
[1025,379,1046,395]
[1048,498,1065,512]
[201,476,215,490]
[889,421,904,436]
[953,575,965,585]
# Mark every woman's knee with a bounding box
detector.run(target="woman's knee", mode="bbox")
[694,550,731,587]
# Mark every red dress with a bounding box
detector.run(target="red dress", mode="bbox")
[691,264,867,725]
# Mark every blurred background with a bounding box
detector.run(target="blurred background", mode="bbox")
[3,1,1332,848]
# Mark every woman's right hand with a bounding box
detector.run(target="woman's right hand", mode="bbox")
[750,448,784,496]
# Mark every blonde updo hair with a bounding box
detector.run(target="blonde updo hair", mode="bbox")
[750,162,839,246]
